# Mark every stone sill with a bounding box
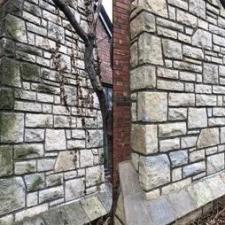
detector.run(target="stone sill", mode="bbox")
[119,160,225,225]
[14,183,112,225]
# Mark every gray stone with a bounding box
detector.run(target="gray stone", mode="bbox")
[25,114,53,128]
[65,179,85,201]
[45,129,66,151]
[131,124,158,155]
[188,108,207,129]
[25,129,44,142]
[159,122,187,138]
[190,150,205,162]
[183,162,205,177]
[54,151,77,172]
[197,128,220,148]
[138,92,167,122]
[0,146,13,177]
[160,138,180,152]
[169,108,187,121]
[183,45,204,60]
[39,186,64,203]
[169,151,188,167]
[162,39,182,59]
[86,130,103,148]
[24,173,45,192]
[139,34,163,65]
[86,166,104,187]
[189,0,206,18]
[181,136,198,148]
[0,177,25,216]
[80,150,94,167]
[48,21,64,41]
[203,63,218,84]
[130,12,155,39]
[169,93,195,106]
[207,153,225,175]
[14,144,44,159]
[37,158,55,172]
[196,94,217,106]
[221,127,225,143]
[15,161,36,175]
[0,113,24,143]
[139,155,170,191]
[46,174,63,187]
[177,10,197,27]
[130,66,156,90]
[192,29,212,49]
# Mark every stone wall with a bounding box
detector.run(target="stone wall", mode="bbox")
[130,0,225,199]
[0,0,109,224]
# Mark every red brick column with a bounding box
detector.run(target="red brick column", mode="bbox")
[112,0,131,194]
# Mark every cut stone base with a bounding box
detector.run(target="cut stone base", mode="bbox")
[116,160,225,225]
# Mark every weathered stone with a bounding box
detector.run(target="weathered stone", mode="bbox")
[130,12,155,39]
[159,122,187,138]
[86,130,103,148]
[54,151,77,172]
[0,113,24,143]
[20,62,40,81]
[0,146,13,177]
[139,155,170,191]
[24,173,45,192]
[188,108,207,129]
[37,158,55,172]
[192,29,212,49]
[130,66,156,90]
[207,153,225,175]
[80,150,94,167]
[139,34,163,65]
[0,88,14,110]
[177,10,197,27]
[4,14,27,43]
[46,174,63,187]
[15,161,36,175]
[39,186,64,203]
[169,150,188,167]
[169,108,187,121]
[138,92,167,122]
[196,94,217,106]
[25,114,53,128]
[221,127,225,143]
[183,45,204,60]
[86,166,104,187]
[189,0,206,18]
[169,93,195,106]
[131,124,158,155]
[0,177,25,216]
[65,179,85,201]
[48,21,64,41]
[25,129,44,142]
[45,129,66,151]
[190,150,205,162]
[183,162,205,177]
[203,63,218,84]
[138,0,168,17]
[68,140,85,149]
[162,39,182,59]
[197,128,220,148]
[157,67,178,79]
[14,144,44,159]
[181,136,198,148]
[160,138,180,152]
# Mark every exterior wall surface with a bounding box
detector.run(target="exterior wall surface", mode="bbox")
[130,0,225,198]
[0,0,108,223]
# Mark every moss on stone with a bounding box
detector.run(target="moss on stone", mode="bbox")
[0,88,14,110]
[14,147,37,160]
[0,57,21,87]
[0,146,13,177]
[21,62,40,81]
[0,113,16,140]
[30,176,44,191]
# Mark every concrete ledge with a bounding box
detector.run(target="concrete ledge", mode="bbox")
[119,160,225,225]
[14,184,112,225]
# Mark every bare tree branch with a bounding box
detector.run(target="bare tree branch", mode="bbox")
[52,0,89,44]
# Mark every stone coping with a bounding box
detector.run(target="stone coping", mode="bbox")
[119,160,225,225]
[14,183,112,225]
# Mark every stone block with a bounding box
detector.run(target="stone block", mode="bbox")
[190,150,205,162]
[139,33,163,65]
[169,150,188,167]
[183,162,205,177]
[188,108,207,129]
[65,178,85,201]
[207,153,225,175]
[160,138,180,152]
[21,62,40,81]
[46,174,63,187]
[0,177,25,216]
[15,161,36,175]
[192,29,212,49]
[196,94,217,106]
[169,108,187,121]
[86,166,104,187]
[162,39,182,59]
[221,127,225,143]
[177,10,197,27]
[203,63,218,84]
[86,130,103,148]
[0,146,13,177]
[130,66,156,90]
[189,0,206,18]
[48,21,65,41]
[45,129,66,151]
[181,136,198,148]
[131,124,158,155]
[0,113,24,143]
[24,173,45,192]
[14,144,44,159]
[0,88,14,110]
[37,158,55,172]
[25,129,44,142]
[25,114,53,128]
[197,128,220,148]
[159,122,187,138]
[139,155,170,191]
[80,150,94,167]
[138,92,167,122]
[39,186,64,203]
[169,93,195,106]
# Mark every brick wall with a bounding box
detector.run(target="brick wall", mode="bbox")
[113,0,131,190]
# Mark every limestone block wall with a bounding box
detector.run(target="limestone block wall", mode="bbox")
[0,0,106,223]
[130,0,225,198]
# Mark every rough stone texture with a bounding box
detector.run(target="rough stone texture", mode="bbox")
[130,0,225,202]
[0,0,107,223]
